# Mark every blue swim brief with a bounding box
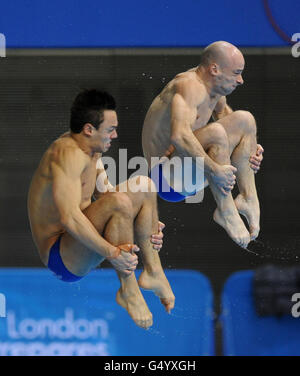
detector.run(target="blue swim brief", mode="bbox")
[150,162,197,203]
[48,236,83,283]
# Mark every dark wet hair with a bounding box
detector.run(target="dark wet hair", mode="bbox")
[70,89,116,133]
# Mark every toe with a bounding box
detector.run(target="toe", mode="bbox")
[147,316,153,328]
[143,317,152,329]
[161,298,175,313]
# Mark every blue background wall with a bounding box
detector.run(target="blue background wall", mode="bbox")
[0,0,299,48]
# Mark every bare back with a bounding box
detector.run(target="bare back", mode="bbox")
[142,68,221,164]
[27,133,99,264]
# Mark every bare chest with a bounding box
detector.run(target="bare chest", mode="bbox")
[192,98,219,130]
[80,161,97,203]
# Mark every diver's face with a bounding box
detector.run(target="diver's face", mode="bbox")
[214,53,245,95]
[94,110,118,153]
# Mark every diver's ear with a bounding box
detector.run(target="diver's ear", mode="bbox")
[209,63,219,76]
[82,123,94,136]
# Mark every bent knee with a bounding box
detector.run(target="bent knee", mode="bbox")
[234,110,256,133]
[207,122,229,148]
[107,192,133,214]
[128,175,156,194]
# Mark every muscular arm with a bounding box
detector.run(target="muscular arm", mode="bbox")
[51,147,116,258]
[93,157,115,200]
[170,81,219,174]
[212,96,233,121]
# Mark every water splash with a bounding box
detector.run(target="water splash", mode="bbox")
[168,305,204,320]
[242,239,300,262]
[170,311,203,320]
[146,327,165,339]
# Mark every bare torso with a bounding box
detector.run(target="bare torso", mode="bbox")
[27,133,100,265]
[142,68,221,164]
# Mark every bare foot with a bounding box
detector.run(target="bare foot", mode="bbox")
[138,270,175,314]
[116,288,153,329]
[213,207,251,248]
[235,194,260,241]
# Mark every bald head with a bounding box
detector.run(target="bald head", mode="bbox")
[198,41,245,95]
[200,41,244,69]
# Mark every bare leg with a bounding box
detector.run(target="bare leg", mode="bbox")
[117,177,175,313]
[103,204,153,329]
[218,111,260,240]
[193,123,250,248]
[60,192,153,329]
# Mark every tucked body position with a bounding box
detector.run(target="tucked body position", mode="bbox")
[28,89,175,329]
[142,41,264,249]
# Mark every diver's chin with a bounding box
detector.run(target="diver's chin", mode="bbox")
[96,145,106,154]
[224,87,235,95]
